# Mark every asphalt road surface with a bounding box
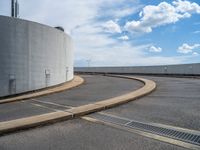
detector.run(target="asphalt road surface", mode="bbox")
[103,76,200,131]
[0,75,142,122]
[0,119,187,150]
[0,75,199,150]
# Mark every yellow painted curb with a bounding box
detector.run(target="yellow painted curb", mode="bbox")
[0,75,156,136]
[0,75,84,104]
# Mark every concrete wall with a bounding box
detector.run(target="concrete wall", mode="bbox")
[0,15,73,97]
[75,63,200,76]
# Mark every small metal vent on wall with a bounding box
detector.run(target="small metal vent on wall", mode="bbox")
[9,74,16,95]
[66,67,69,81]
[45,69,50,87]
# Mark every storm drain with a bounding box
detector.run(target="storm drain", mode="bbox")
[92,113,130,125]
[89,113,200,146]
[126,121,200,146]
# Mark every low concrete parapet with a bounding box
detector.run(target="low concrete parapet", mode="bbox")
[75,63,200,76]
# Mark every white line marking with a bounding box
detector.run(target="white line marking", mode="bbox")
[31,99,73,109]
[30,102,60,112]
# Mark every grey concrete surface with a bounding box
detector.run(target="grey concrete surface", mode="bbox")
[75,63,200,75]
[0,75,143,122]
[0,15,73,97]
[103,76,200,131]
[0,119,187,150]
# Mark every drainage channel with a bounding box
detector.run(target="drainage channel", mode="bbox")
[87,113,200,149]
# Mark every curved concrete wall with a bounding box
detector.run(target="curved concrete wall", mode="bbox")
[75,63,200,76]
[0,15,73,97]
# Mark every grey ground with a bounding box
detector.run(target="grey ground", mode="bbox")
[0,75,199,150]
[0,75,142,122]
[0,119,187,150]
[103,76,200,131]
[35,74,143,106]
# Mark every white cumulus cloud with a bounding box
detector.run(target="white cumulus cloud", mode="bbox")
[102,20,121,33]
[125,0,200,34]
[14,0,198,66]
[193,52,199,56]
[118,35,129,40]
[177,43,200,54]
[149,46,162,53]
[173,0,200,14]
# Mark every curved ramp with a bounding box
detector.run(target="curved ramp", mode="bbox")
[0,75,156,135]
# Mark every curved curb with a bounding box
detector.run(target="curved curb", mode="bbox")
[0,75,84,104]
[0,75,156,136]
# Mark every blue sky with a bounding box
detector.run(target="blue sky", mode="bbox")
[0,0,200,66]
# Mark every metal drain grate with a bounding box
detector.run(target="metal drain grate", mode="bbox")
[91,113,130,125]
[90,113,200,146]
[126,121,200,146]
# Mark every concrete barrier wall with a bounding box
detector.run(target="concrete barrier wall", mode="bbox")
[0,16,73,97]
[75,63,200,76]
